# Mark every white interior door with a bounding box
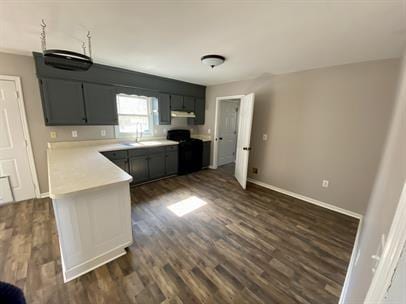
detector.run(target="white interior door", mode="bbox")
[0,79,36,203]
[218,101,239,166]
[235,93,255,189]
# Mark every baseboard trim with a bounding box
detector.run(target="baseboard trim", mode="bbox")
[339,217,363,303]
[247,178,362,219]
[39,192,49,198]
[63,242,131,282]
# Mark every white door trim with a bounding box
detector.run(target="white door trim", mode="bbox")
[213,95,244,169]
[364,181,406,303]
[0,75,40,198]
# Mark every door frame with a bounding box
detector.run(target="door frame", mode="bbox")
[0,75,40,199]
[212,95,244,169]
[363,181,406,302]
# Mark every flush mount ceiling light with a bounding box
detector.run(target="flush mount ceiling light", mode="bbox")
[201,54,226,69]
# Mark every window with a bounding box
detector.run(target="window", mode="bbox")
[116,94,155,137]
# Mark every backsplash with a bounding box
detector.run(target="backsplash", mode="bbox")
[47,117,195,142]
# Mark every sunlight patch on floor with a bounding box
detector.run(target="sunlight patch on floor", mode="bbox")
[167,196,207,217]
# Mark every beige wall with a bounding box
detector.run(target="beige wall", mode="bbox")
[200,59,400,214]
[343,53,406,302]
[0,52,190,194]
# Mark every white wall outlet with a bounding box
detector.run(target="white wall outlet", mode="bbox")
[208,128,211,134]
[322,180,329,188]
[263,134,268,141]
[101,129,106,137]
[163,128,167,134]
[50,131,57,139]
[72,130,78,138]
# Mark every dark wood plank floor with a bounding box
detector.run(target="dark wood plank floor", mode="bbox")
[0,167,358,304]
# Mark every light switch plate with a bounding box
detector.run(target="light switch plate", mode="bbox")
[50,131,57,139]
[101,129,106,137]
[263,134,268,141]
[322,180,329,188]
[72,130,78,138]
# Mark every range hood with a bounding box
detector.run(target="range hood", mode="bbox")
[171,111,196,118]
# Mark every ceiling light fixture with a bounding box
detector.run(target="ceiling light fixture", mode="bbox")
[40,19,93,71]
[201,54,225,69]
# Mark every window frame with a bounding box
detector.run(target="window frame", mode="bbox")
[115,93,155,138]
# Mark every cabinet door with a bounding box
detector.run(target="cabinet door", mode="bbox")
[129,157,149,184]
[148,153,166,180]
[170,95,183,111]
[165,150,178,176]
[188,98,205,125]
[183,96,195,112]
[202,141,211,168]
[112,159,129,173]
[158,93,171,125]
[41,79,86,125]
[83,83,118,125]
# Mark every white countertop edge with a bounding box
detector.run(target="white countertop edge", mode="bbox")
[49,179,133,199]
[47,137,211,199]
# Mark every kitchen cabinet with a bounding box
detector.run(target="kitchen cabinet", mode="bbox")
[165,148,178,176]
[41,78,118,126]
[129,156,149,184]
[149,153,166,180]
[170,95,184,111]
[183,96,195,112]
[188,98,205,125]
[102,145,179,185]
[83,83,118,125]
[202,141,211,168]
[41,78,86,125]
[170,95,195,112]
[112,159,129,173]
[158,93,171,125]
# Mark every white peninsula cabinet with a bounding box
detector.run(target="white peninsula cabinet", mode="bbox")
[47,145,133,282]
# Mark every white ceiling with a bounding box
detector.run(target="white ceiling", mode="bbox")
[0,1,405,86]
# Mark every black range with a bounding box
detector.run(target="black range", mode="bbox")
[167,129,203,175]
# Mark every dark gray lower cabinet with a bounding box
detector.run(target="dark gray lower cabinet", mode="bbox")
[130,156,149,184]
[102,145,179,185]
[149,153,166,180]
[112,159,129,173]
[166,150,178,175]
[202,141,211,168]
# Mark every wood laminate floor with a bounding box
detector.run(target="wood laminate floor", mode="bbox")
[0,167,358,304]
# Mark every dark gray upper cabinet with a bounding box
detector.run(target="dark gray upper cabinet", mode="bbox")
[83,83,118,125]
[158,93,171,125]
[188,98,205,125]
[34,52,205,99]
[41,79,86,125]
[170,95,184,111]
[183,96,195,112]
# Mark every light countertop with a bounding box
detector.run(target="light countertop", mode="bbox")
[47,139,178,199]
